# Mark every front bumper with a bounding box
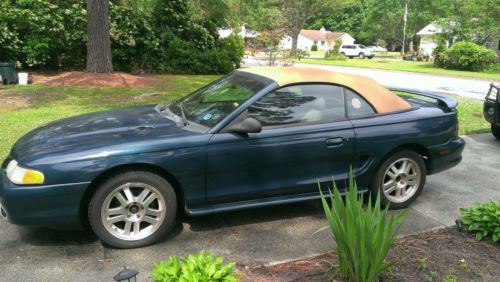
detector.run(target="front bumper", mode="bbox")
[427,136,465,175]
[0,169,89,228]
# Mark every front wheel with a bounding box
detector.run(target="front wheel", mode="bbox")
[89,171,177,248]
[359,53,365,59]
[492,124,500,140]
[371,150,426,209]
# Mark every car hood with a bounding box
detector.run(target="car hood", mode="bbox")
[10,105,199,165]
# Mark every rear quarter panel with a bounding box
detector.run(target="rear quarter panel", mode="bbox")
[351,106,457,188]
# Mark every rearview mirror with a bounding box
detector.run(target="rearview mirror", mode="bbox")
[224,117,262,134]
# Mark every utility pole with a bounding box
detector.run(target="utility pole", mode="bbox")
[401,0,408,55]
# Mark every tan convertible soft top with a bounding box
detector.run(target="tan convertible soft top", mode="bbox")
[238,67,411,113]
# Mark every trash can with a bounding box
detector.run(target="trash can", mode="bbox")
[0,62,17,85]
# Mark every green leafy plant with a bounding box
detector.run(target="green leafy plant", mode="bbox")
[318,170,406,282]
[443,274,458,282]
[442,41,497,71]
[311,44,318,51]
[460,200,500,242]
[150,250,238,282]
[417,257,428,270]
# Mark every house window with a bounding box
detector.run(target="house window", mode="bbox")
[484,41,493,49]
[321,41,325,46]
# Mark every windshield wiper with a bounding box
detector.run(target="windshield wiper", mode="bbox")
[179,102,189,126]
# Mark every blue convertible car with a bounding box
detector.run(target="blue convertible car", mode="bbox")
[0,67,464,248]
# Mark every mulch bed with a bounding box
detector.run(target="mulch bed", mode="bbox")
[33,71,164,88]
[239,228,500,281]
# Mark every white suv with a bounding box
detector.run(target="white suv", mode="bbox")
[340,44,375,59]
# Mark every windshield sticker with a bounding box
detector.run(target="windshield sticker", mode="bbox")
[212,113,221,120]
[202,113,212,120]
[351,98,361,109]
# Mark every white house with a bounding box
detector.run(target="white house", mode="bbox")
[416,21,452,56]
[279,27,355,51]
[417,20,499,58]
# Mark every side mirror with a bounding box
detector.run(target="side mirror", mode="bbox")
[224,117,262,134]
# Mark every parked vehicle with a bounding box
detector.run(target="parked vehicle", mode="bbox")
[340,44,375,59]
[0,67,465,248]
[367,46,388,52]
[483,83,500,139]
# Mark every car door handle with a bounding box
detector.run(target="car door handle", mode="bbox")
[325,137,344,147]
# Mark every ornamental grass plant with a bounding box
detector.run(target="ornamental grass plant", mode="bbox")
[319,171,406,282]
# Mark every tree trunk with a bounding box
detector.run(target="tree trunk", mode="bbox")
[86,0,113,73]
[290,29,300,55]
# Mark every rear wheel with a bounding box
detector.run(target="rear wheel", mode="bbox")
[359,52,365,59]
[371,150,426,209]
[492,124,500,140]
[89,171,177,248]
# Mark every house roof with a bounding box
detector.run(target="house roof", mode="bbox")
[417,22,443,36]
[300,29,345,41]
[238,67,411,113]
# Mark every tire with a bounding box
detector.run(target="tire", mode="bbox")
[371,150,426,209]
[492,124,500,140]
[368,56,374,59]
[348,56,353,59]
[89,170,177,248]
[359,52,365,59]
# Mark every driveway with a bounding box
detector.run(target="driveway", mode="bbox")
[0,134,499,281]
[241,55,493,99]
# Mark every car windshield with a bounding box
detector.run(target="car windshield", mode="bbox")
[168,72,269,128]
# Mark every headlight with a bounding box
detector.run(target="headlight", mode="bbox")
[5,160,45,185]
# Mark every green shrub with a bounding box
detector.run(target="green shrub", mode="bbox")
[311,44,318,51]
[442,41,497,71]
[150,250,238,282]
[460,200,500,242]
[324,39,346,60]
[432,44,448,68]
[318,171,406,282]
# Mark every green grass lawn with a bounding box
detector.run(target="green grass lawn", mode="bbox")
[301,58,500,80]
[0,74,490,163]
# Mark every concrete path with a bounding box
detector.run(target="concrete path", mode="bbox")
[0,134,499,281]
[241,55,496,99]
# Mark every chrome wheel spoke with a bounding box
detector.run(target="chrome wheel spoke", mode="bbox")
[143,216,159,225]
[107,207,123,216]
[115,193,128,206]
[123,221,132,236]
[123,187,135,203]
[107,215,125,224]
[133,221,141,235]
[137,188,151,203]
[145,208,161,217]
[143,193,158,207]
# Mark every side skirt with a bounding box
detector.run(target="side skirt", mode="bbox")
[185,188,369,216]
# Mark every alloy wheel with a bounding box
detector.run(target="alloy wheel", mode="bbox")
[100,182,166,241]
[382,158,421,203]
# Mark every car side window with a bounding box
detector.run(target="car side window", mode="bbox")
[248,84,345,127]
[345,88,376,117]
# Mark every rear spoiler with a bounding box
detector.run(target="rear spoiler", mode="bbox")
[389,87,458,109]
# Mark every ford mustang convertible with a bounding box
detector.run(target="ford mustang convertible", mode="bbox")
[0,67,465,248]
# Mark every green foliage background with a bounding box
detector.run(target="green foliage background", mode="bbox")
[0,0,244,74]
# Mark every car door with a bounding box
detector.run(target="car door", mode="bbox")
[206,84,356,204]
